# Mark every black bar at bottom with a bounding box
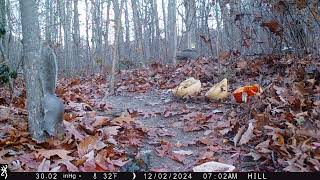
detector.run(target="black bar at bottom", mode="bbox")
[5,172,320,180]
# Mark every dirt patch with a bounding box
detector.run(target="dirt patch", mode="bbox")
[102,89,251,171]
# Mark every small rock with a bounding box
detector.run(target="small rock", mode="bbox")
[173,150,193,156]
[193,161,236,172]
[212,109,223,113]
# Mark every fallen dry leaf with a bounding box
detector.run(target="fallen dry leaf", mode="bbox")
[113,114,135,125]
[53,160,79,172]
[255,140,272,153]
[78,135,106,157]
[37,158,51,172]
[169,152,186,163]
[36,149,74,161]
[239,122,255,145]
[233,125,246,146]
[81,150,97,172]
[155,142,172,157]
[64,121,85,140]
[107,158,129,167]
[92,116,110,128]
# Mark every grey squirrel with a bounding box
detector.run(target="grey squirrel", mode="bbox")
[39,43,65,139]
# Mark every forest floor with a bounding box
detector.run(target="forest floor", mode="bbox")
[103,90,241,172]
[0,54,319,172]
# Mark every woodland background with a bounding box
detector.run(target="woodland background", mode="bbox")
[1,0,319,74]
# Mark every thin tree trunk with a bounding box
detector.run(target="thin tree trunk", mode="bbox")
[143,0,150,61]
[124,0,130,58]
[95,0,103,65]
[57,0,63,45]
[91,0,96,72]
[184,0,196,49]
[4,0,12,62]
[19,0,45,142]
[168,0,177,65]
[109,0,124,94]
[73,0,80,72]
[153,0,161,60]
[45,0,51,42]
[161,0,167,60]
[104,0,111,66]
[131,0,144,64]
[85,0,91,72]
[215,0,221,56]
[64,0,72,75]
[0,0,6,54]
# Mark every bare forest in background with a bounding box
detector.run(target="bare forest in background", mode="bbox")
[1,0,319,76]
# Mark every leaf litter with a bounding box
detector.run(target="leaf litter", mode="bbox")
[0,55,319,172]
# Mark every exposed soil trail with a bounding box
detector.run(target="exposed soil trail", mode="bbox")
[102,90,248,171]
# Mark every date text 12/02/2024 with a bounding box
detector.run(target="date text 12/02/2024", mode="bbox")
[143,172,239,180]
[143,172,266,180]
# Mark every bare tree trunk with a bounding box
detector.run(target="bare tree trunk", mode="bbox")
[168,0,177,65]
[85,0,91,72]
[52,0,59,42]
[153,0,161,60]
[59,0,72,75]
[91,0,95,52]
[109,0,124,94]
[0,0,10,65]
[4,0,13,65]
[131,0,144,64]
[124,0,130,58]
[220,1,232,51]
[143,0,151,61]
[19,0,45,142]
[203,3,214,56]
[0,0,14,93]
[73,0,80,72]
[104,0,111,66]
[215,0,221,56]
[45,0,51,42]
[91,0,96,71]
[57,0,63,45]
[96,0,103,66]
[161,0,167,60]
[229,0,240,53]
[65,0,72,75]
[184,0,196,49]
[0,0,6,53]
